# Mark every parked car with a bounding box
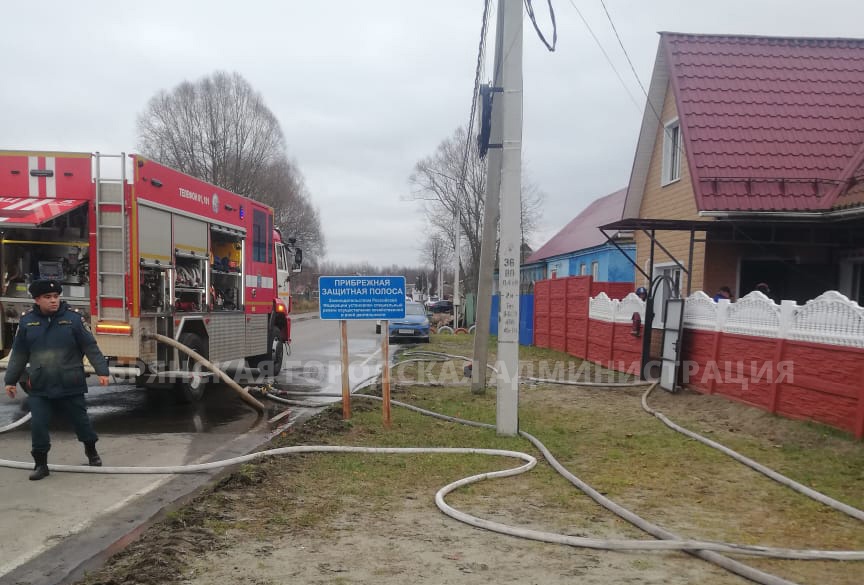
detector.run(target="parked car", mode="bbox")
[376,296,424,334]
[429,299,453,314]
[388,301,431,343]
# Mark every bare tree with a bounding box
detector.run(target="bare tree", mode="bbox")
[409,126,543,295]
[136,71,325,265]
[137,71,286,197]
[420,234,452,296]
[257,158,326,264]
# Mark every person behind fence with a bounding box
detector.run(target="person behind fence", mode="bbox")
[3,279,110,481]
[635,286,648,302]
[755,282,772,298]
[712,286,732,302]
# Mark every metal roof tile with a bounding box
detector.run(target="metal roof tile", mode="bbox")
[524,189,627,264]
[664,33,864,211]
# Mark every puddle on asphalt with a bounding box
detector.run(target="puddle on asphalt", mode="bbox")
[3,384,284,436]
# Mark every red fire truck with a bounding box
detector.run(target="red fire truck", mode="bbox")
[0,150,301,401]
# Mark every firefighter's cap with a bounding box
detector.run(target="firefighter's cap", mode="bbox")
[29,279,63,298]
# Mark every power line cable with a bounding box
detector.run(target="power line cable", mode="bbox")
[457,0,493,213]
[598,0,649,98]
[524,0,558,51]
[593,0,680,151]
[565,0,642,112]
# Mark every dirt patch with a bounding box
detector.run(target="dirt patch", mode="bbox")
[76,371,863,585]
[76,406,365,585]
[179,498,739,585]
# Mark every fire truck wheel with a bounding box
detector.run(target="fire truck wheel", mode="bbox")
[247,327,284,377]
[176,332,208,403]
[270,327,285,376]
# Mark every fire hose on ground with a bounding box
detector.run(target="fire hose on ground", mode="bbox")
[143,333,266,414]
[0,333,266,429]
[1,350,862,585]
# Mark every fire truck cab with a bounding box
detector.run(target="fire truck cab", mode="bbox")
[0,150,301,402]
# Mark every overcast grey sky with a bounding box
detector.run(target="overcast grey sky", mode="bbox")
[2,1,862,266]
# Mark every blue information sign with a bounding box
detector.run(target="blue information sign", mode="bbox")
[318,276,407,320]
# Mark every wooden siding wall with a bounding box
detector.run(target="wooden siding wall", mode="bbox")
[636,83,709,293]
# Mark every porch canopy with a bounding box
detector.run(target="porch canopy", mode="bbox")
[599,216,864,297]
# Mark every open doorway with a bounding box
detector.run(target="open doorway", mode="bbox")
[740,259,835,303]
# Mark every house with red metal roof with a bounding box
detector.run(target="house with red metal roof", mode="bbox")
[520,187,634,289]
[604,32,864,305]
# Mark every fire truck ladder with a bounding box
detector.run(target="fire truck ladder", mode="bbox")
[94,153,128,322]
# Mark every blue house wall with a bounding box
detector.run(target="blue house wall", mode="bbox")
[542,243,635,282]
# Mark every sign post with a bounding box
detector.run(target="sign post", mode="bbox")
[319,276,406,424]
[340,320,350,419]
[381,320,391,427]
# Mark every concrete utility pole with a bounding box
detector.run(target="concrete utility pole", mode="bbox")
[471,4,505,394]
[496,0,523,436]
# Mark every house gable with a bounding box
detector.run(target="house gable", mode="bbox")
[638,82,701,222]
[668,33,864,212]
[633,81,708,292]
[627,32,864,215]
[623,41,668,220]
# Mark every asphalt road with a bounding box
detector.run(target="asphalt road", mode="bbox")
[0,316,386,585]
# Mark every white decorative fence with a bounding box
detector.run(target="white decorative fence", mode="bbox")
[684,291,864,348]
[589,292,645,323]
[585,289,864,437]
[587,290,864,349]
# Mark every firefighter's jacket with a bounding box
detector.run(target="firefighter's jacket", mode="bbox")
[4,301,109,397]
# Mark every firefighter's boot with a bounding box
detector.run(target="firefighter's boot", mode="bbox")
[84,441,102,467]
[29,451,50,481]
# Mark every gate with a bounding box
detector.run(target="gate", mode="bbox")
[659,298,685,392]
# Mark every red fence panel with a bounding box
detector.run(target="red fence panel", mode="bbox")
[565,276,591,357]
[680,331,864,438]
[591,281,634,299]
[549,278,569,352]
[611,323,642,374]
[533,280,550,348]
[777,341,864,436]
[679,329,716,393]
[532,277,864,437]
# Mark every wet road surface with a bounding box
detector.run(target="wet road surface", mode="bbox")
[0,316,393,585]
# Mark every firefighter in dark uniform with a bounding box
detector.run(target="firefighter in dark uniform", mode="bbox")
[4,279,110,480]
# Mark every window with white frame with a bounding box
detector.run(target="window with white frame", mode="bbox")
[580,263,587,275]
[662,119,681,185]
[591,261,599,280]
